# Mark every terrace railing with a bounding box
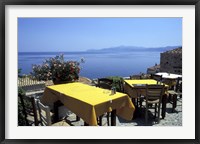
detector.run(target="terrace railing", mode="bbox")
[18,76,46,97]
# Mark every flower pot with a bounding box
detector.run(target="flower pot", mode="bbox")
[53,79,73,85]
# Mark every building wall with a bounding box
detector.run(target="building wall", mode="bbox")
[160,49,182,74]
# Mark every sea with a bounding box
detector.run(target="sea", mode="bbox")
[18,51,160,79]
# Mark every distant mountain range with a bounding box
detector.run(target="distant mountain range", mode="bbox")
[87,46,182,53]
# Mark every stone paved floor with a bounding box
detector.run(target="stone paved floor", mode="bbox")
[61,97,182,126]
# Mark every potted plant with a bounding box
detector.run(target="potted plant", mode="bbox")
[31,54,81,84]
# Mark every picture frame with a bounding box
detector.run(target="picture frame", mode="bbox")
[0,0,199,143]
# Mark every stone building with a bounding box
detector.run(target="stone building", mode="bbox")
[160,47,182,74]
[147,64,160,74]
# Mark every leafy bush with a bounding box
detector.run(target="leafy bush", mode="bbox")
[18,88,26,126]
[107,76,124,92]
[31,54,81,82]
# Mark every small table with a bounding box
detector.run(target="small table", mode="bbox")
[155,73,182,112]
[124,79,169,119]
[155,72,182,79]
[155,72,182,88]
[41,82,135,126]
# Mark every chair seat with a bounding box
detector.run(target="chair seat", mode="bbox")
[167,90,182,112]
[26,115,36,125]
[147,99,159,104]
[51,120,70,126]
[143,99,159,104]
[168,90,177,95]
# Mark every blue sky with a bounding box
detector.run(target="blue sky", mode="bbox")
[18,18,182,52]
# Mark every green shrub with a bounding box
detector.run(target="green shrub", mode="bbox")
[107,76,124,92]
[18,86,26,126]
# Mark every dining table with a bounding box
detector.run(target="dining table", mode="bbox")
[155,72,182,79]
[155,72,182,88]
[123,79,169,119]
[40,82,135,126]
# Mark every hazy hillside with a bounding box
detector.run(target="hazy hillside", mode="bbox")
[87,46,181,53]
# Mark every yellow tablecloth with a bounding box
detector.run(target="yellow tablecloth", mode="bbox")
[124,79,168,98]
[41,82,135,126]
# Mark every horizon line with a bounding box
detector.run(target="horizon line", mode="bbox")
[18,45,182,53]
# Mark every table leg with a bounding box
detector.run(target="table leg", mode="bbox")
[76,116,80,121]
[84,122,89,126]
[132,98,140,119]
[162,94,167,119]
[132,98,137,107]
[98,115,103,126]
[172,94,177,112]
[53,100,63,123]
[111,109,116,126]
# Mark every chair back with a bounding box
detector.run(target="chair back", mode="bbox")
[145,84,165,101]
[175,77,182,92]
[97,78,113,90]
[151,74,163,84]
[145,84,164,124]
[18,94,39,126]
[36,100,52,126]
[130,75,141,80]
[116,79,125,92]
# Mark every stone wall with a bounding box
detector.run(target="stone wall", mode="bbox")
[160,48,182,74]
[147,64,160,74]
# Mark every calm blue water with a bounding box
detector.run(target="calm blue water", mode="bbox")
[18,51,160,79]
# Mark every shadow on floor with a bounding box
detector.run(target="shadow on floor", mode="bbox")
[118,107,160,126]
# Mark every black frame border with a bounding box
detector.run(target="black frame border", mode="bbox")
[0,0,199,144]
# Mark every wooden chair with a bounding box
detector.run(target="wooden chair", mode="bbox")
[145,84,165,124]
[18,94,39,126]
[175,77,182,98]
[116,79,125,93]
[151,74,163,84]
[130,74,141,80]
[140,74,151,79]
[36,99,70,126]
[96,78,113,126]
[97,78,113,89]
[167,77,182,112]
